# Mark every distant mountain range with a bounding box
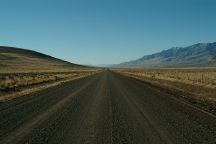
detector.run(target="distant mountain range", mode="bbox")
[117,42,216,68]
[0,46,86,72]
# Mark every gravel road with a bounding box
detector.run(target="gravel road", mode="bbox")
[0,70,215,144]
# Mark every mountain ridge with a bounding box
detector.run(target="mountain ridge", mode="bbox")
[118,42,216,68]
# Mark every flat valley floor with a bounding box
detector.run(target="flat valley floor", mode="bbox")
[0,70,216,144]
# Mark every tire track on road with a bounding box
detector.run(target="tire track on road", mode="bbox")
[0,74,100,144]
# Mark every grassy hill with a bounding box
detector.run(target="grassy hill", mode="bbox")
[118,42,216,68]
[0,46,86,72]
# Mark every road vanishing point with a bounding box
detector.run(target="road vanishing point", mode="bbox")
[0,70,216,144]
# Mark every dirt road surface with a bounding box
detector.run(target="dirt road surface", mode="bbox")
[0,70,215,144]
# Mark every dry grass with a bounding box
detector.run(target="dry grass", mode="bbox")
[113,68,216,114]
[0,70,101,102]
[114,68,216,88]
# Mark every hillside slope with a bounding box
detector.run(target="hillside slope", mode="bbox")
[118,42,216,68]
[0,46,85,72]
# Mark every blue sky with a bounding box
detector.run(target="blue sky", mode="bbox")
[0,0,216,65]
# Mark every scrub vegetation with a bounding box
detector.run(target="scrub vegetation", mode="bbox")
[0,70,100,102]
